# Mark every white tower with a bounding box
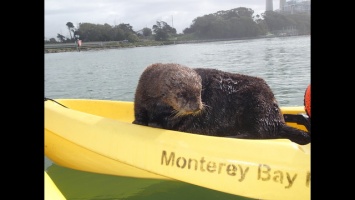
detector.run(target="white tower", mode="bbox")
[266,0,273,11]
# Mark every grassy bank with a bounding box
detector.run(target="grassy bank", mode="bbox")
[45,35,300,54]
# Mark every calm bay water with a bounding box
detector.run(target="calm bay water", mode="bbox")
[45,35,310,200]
[45,35,310,106]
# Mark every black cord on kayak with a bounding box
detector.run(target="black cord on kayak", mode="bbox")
[283,114,310,132]
[44,97,68,108]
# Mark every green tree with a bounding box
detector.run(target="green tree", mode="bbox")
[118,23,137,40]
[66,22,75,40]
[49,38,57,43]
[142,28,152,37]
[186,7,260,39]
[284,13,310,35]
[56,34,65,42]
[126,33,140,42]
[111,26,125,41]
[262,11,292,32]
[152,21,176,41]
[75,22,139,42]
[254,14,268,35]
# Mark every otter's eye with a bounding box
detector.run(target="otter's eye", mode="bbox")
[177,93,183,98]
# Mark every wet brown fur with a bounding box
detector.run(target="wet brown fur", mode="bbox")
[133,63,310,145]
[133,63,204,128]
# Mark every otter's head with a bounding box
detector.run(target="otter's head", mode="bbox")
[161,65,204,117]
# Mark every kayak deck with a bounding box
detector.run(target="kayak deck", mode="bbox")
[45,99,310,200]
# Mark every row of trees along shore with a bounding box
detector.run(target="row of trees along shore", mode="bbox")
[45,7,310,44]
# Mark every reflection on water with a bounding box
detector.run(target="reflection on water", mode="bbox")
[45,35,309,199]
[47,164,252,200]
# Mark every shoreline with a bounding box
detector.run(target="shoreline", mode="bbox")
[45,35,308,54]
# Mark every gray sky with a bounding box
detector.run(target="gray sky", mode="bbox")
[45,0,280,39]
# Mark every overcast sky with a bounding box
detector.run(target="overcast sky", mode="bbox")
[45,0,281,39]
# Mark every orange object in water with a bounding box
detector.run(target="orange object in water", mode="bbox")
[304,84,311,117]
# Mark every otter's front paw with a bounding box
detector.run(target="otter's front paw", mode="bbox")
[132,120,147,126]
[148,122,163,129]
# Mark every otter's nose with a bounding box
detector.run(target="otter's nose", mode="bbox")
[190,103,203,112]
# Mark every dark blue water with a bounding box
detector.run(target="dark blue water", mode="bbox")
[45,35,310,200]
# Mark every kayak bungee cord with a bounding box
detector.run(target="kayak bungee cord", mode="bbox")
[282,84,311,132]
[283,114,310,132]
[44,97,68,108]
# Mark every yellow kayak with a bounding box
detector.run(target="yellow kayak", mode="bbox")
[45,98,310,200]
[45,171,66,200]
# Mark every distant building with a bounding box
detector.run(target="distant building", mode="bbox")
[278,0,310,14]
[266,0,310,14]
[280,0,286,10]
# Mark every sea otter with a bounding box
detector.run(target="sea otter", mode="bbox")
[132,63,310,145]
[133,63,204,129]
